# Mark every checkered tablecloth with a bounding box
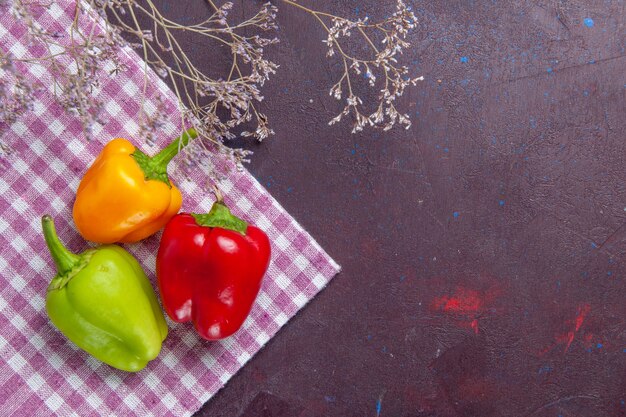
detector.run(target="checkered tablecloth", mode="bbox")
[0,2,339,416]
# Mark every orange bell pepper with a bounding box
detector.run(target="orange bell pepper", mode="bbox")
[73,128,197,244]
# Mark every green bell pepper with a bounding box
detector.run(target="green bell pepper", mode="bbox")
[41,215,168,372]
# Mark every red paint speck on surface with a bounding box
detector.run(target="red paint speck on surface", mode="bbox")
[433,288,483,313]
[543,303,592,354]
[563,303,591,352]
[574,303,591,331]
[431,286,500,334]
[563,331,576,353]
[470,319,479,334]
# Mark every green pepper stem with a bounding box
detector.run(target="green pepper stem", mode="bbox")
[192,202,248,235]
[151,127,198,168]
[41,215,81,276]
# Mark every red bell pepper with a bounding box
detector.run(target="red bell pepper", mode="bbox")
[156,192,271,340]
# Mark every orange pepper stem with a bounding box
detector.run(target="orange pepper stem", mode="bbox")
[41,215,80,276]
[152,127,198,168]
[132,127,198,186]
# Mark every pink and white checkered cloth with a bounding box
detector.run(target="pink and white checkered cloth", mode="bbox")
[0,2,339,416]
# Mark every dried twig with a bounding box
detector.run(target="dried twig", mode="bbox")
[0,0,422,176]
[282,0,423,133]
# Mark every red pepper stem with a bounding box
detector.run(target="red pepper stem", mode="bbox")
[192,202,248,235]
[211,184,224,204]
[41,215,80,276]
[151,127,198,168]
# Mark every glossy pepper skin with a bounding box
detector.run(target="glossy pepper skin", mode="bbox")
[156,199,271,340]
[73,128,197,244]
[42,215,168,372]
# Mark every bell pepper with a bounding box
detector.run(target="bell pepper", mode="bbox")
[156,193,271,340]
[42,215,168,372]
[72,128,197,244]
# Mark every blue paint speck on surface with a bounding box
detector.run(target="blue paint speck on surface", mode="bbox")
[444,147,449,153]
[499,200,505,206]
[547,67,553,73]
[376,398,382,417]
[538,365,553,374]
[287,187,293,193]
[583,90,590,96]
[597,343,603,348]
[325,395,336,403]
[367,335,372,341]
[591,242,598,249]
[607,271,612,276]
[453,211,460,219]
[351,149,356,155]
[583,17,594,27]
[400,275,406,282]
[460,56,469,63]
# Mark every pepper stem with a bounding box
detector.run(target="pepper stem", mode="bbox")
[151,127,198,168]
[41,215,80,276]
[131,127,198,186]
[192,202,248,235]
[211,183,224,204]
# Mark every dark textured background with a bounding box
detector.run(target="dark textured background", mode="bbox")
[140,1,625,416]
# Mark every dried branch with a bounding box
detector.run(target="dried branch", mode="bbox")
[0,0,422,177]
[281,0,423,133]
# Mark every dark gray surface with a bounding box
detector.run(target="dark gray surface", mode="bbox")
[140,1,626,416]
